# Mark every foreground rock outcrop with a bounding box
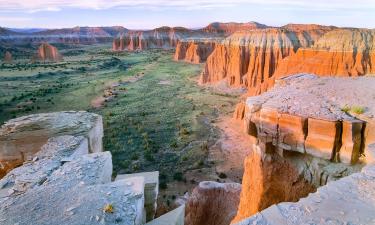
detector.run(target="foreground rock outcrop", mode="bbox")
[0,111,103,178]
[232,74,375,223]
[234,144,375,225]
[0,112,183,225]
[34,43,63,62]
[185,181,241,225]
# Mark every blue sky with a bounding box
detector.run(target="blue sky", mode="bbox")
[0,0,374,29]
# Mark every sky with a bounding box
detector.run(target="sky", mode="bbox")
[0,0,375,29]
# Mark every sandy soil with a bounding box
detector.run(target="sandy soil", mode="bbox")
[209,116,254,183]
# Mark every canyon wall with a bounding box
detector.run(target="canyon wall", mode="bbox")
[200,26,375,95]
[173,40,217,63]
[274,29,375,78]
[35,43,63,62]
[231,74,375,223]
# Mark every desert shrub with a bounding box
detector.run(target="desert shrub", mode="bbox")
[218,172,227,179]
[351,106,365,114]
[159,182,167,190]
[173,172,184,181]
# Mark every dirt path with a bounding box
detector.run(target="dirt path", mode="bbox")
[209,116,254,182]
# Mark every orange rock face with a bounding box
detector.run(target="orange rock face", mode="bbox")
[231,146,316,224]
[36,43,62,62]
[201,27,375,95]
[185,181,241,225]
[3,51,12,63]
[174,40,216,64]
[200,27,332,93]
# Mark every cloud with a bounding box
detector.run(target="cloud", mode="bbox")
[0,0,374,13]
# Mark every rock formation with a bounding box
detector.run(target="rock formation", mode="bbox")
[0,111,184,225]
[274,29,375,78]
[0,111,103,178]
[174,40,217,63]
[3,51,12,63]
[185,181,241,225]
[231,74,375,223]
[199,26,375,96]
[35,43,63,62]
[199,25,335,94]
[112,27,196,51]
[234,144,375,225]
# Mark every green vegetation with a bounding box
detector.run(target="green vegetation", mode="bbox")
[351,106,366,114]
[341,105,366,115]
[0,45,238,192]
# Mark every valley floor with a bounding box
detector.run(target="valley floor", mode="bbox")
[0,46,245,211]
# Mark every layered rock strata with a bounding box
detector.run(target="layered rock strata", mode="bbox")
[0,111,103,178]
[232,74,375,223]
[274,29,375,78]
[200,26,375,96]
[35,43,63,62]
[200,26,333,94]
[185,181,241,225]
[173,40,217,64]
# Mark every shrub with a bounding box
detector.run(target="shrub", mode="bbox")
[159,181,167,190]
[218,172,227,179]
[173,172,184,181]
[351,106,365,114]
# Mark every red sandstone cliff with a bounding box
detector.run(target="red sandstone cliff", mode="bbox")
[200,26,333,93]
[173,40,217,63]
[3,51,12,63]
[199,26,375,96]
[274,29,375,78]
[35,43,62,62]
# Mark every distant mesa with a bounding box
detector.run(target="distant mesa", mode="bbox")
[34,43,63,62]
[201,22,269,35]
[3,51,13,64]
